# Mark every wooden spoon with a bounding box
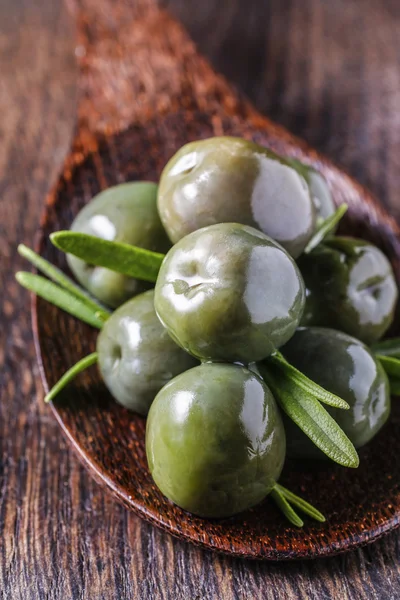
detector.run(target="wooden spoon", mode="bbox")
[33,0,400,559]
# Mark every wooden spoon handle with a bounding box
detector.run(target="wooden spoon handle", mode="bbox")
[65,0,320,163]
[66,0,246,135]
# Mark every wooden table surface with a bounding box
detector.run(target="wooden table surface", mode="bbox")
[1,0,400,598]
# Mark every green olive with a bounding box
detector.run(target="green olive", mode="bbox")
[154,223,306,363]
[299,237,398,344]
[146,363,286,518]
[307,169,335,225]
[97,290,197,415]
[67,182,170,308]
[287,160,335,227]
[158,137,316,258]
[274,327,391,457]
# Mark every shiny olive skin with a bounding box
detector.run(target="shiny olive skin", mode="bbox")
[97,290,197,416]
[68,182,170,308]
[154,223,306,363]
[158,137,316,258]
[287,160,335,227]
[307,169,335,225]
[299,237,398,344]
[273,327,391,458]
[146,363,286,518]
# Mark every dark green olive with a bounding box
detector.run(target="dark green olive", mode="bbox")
[158,137,316,258]
[97,290,197,415]
[299,237,398,344]
[154,223,306,363]
[274,327,391,457]
[146,363,286,518]
[68,182,170,308]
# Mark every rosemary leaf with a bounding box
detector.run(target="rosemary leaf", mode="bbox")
[51,231,165,283]
[268,352,350,410]
[17,244,110,321]
[274,483,326,522]
[16,272,104,329]
[270,487,304,527]
[372,338,400,359]
[376,354,400,379]
[304,203,348,254]
[259,364,359,468]
[45,352,98,403]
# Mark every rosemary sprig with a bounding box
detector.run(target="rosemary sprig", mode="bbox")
[18,244,110,320]
[16,272,105,329]
[270,483,325,527]
[258,361,359,468]
[270,487,304,527]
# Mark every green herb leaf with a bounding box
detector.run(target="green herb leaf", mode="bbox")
[374,354,400,396]
[270,487,304,527]
[376,354,400,378]
[45,352,98,403]
[51,231,165,283]
[269,352,350,410]
[18,244,110,321]
[16,272,104,329]
[258,363,359,468]
[274,483,326,522]
[304,203,348,254]
[372,338,400,359]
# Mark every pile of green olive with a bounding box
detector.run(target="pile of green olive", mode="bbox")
[17,136,400,526]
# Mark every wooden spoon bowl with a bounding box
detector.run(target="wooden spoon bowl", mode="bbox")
[33,0,400,559]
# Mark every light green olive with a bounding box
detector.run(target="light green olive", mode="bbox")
[146,363,286,518]
[158,137,316,258]
[299,237,398,344]
[68,182,170,307]
[154,223,306,363]
[274,327,391,458]
[97,290,197,415]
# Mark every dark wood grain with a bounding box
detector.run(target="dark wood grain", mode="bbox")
[2,0,400,597]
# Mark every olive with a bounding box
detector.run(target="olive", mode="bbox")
[146,363,286,518]
[287,160,336,227]
[154,223,306,363]
[270,327,391,458]
[97,290,197,416]
[299,237,398,344]
[157,137,316,258]
[307,169,335,225]
[67,182,170,308]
